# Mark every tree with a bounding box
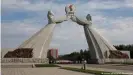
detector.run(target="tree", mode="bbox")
[58,49,91,63]
[47,54,56,64]
[80,49,84,59]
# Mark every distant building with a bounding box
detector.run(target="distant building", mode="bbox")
[47,49,58,59]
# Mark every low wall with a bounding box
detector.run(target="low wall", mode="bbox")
[87,59,133,64]
[104,59,133,64]
[1,58,49,63]
[1,58,133,64]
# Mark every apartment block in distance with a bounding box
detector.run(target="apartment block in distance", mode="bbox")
[47,49,58,59]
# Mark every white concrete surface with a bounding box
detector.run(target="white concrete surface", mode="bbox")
[19,23,56,58]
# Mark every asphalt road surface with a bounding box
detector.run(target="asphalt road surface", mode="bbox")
[69,64,133,71]
[2,67,94,75]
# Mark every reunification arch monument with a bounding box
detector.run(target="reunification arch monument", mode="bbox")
[18,5,118,63]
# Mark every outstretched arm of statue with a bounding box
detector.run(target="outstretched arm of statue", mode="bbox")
[71,14,92,26]
[71,16,87,25]
[54,16,67,24]
[47,10,67,24]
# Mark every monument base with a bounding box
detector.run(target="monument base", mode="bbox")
[1,58,49,64]
[88,59,105,64]
[87,59,133,64]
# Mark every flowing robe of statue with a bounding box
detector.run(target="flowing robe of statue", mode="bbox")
[71,14,117,63]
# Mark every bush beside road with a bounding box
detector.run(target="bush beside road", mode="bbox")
[35,64,60,67]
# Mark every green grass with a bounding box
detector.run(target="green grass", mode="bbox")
[35,64,60,67]
[122,62,133,65]
[60,67,126,75]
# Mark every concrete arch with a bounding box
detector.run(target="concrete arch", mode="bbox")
[18,9,117,64]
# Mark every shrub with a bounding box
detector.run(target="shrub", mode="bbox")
[35,64,60,67]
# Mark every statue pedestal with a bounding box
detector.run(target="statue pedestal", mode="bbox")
[88,59,105,64]
[1,58,49,64]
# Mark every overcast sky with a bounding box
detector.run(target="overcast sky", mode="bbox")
[1,0,133,54]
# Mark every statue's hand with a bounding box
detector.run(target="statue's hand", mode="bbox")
[47,10,55,24]
[86,14,92,21]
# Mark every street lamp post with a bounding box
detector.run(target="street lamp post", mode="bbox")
[82,59,87,70]
[83,60,87,70]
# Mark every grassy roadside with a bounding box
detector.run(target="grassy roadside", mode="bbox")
[60,67,126,75]
[35,64,60,67]
[105,62,133,65]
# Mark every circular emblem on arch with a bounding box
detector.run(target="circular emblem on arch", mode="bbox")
[65,4,76,17]
[65,4,76,13]
[69,4,75,12]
